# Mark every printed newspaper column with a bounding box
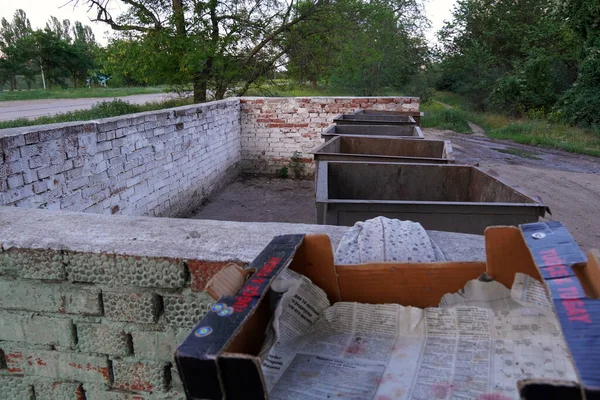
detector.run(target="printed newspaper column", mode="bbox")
[268,302,398,399]
[408,307,492,399]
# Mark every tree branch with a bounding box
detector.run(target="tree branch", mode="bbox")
[242,0,322,66]
[71,0,162,33]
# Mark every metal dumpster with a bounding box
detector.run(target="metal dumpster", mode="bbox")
[333,113,416,126]
[315,161,547,233]
[353,109,424,126]
[311,136,454,164]
[322,124,424,141]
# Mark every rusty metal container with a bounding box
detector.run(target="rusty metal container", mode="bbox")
[311,136,454,165]
[334,113,416,126]
[352,109,424,126]
[315,161,547,233]
[322,124,424,141]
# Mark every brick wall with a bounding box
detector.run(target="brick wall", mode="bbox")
[0,99,241,217]
[240,96,419,174]
[0,245,228,399]
[0,206,358,400]
[0,96,419,217]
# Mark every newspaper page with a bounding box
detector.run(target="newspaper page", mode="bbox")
[261,271,577,399]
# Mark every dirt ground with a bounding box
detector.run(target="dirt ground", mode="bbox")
[191,128,600,252]
[191,176,316,224]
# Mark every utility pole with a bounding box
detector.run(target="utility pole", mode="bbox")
[40,63,46,89]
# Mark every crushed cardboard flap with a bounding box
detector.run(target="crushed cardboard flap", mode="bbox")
[205,263,248,300]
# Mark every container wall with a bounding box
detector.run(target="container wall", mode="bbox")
[338,137,444,158]
[326,124,420,136]
[467,168,536,203]
[334,114,415,124]
[327,163,472,201]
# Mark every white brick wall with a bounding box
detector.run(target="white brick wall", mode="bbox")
[0,99,241,217]
[0,96,418,215]
[239,97,419,175]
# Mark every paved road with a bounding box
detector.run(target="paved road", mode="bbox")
[0,93,175,121]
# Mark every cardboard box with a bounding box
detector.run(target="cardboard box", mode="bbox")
[175,222,599,399]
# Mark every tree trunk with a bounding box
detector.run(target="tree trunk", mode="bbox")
[9,73,15,91]
[215,86,227,100]
[193,76,207,103]
[172,0,186,37]
[311,79,317,90]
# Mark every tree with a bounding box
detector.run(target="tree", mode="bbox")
[436,0,578,113]
[327,0,428,96]
[285,0,343,90]
[46,16,72,42]
[554,0,600,126]
[284,0,428,95]
[76,0,326,102]
[0,9,32,90]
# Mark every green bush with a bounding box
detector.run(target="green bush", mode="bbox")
[422,107,472,133]
[403,73,434,104]
[88,99,141,118]
[555,50,600,128]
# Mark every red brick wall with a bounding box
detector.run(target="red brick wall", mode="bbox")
[240,97,420,175]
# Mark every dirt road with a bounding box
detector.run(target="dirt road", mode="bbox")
[426,129,600,251]
[0,93,174,121]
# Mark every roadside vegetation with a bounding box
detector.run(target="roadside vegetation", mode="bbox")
[0,98,192,130]
[0,86,166,101]
[422,92,600,158]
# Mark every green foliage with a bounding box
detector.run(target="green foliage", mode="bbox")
[487,121,600,157]
[402,73,434,104]
[436,0,579,114]
[0,98,192,129]
[80,0,335,102]
[555,51,600,127]
[421,104,472,133]
[0,10,101,91]
[87,99,140,118]
[433,91,468,109]
[326,0,427,96]
[288,151,305,179]
[429,92,600,158]
[275,167,289,179]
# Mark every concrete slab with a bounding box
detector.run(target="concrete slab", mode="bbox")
[0,207,485,262]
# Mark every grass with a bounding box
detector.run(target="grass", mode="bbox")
[426,91,600,157]
[0,86,167,101]
[421,102,472,133]
[492,147,542,160]
[0,98,193,130]
[487,122,600,157]
[432,91,470,110]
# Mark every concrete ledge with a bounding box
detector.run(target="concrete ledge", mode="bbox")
[0,207,485,262]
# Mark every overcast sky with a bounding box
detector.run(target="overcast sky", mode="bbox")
[0,0,457,45]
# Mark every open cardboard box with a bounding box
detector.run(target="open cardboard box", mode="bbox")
[176,222,600,400]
